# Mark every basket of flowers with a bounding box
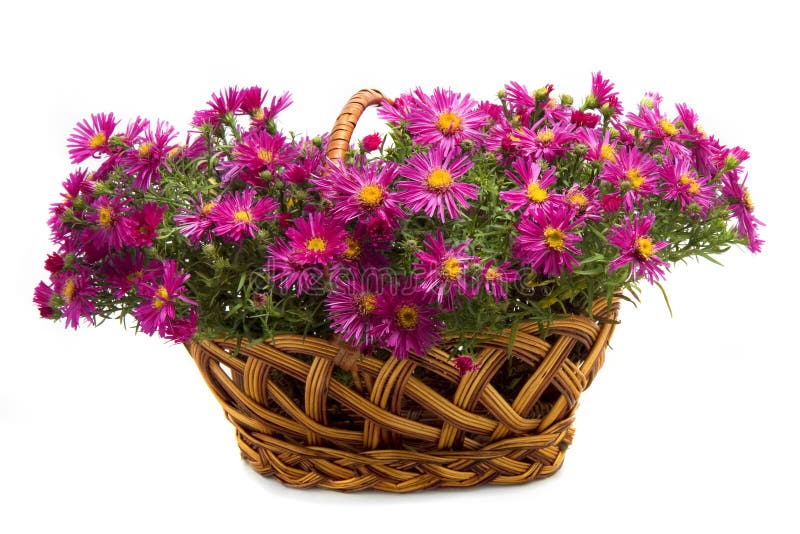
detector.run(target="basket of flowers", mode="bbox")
[35,73,762,492]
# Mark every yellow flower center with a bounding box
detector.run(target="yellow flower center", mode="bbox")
[153,285,169,309]
[440,258,462,280]
[306,237,326,252]
[201,202,216,215]
[679,174,700,195]
[233,210,252,223]
[138,142,153,158]
[126,270,144,282]
[625,168,645,190]
[62,278,76,303]
[543,227,566,251]
[437,111,461,134]
[659,119,678,137]
[569,192,588,208]
[743,188,754,212]
[396,304,419,329]
[357,293,377,316]
[88,132,106,149]
[358,184,384,206]
[343,237,361,260]
[98,206,112,227]
[427,168,452,191]
[636,236,655,259]
[536,128,554,144]
[485,267,499,281]
[168,146,181,159]
[253,108,265,121]
[257,149,274,163]
[526,182,548,203]
[600,143,616,162]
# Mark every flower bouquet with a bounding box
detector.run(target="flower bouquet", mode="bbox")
[35,74,762,492]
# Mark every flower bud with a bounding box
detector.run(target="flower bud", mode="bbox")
[601,194,622,213]
[459,139,474,152]
[361,133,382,152]
[560,94,574,106]
[312,136,324,149]
[497,89,507,99]
[640,97,654,110]
[583,94,598,109]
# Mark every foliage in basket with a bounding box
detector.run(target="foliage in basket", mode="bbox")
[35,73,762,373]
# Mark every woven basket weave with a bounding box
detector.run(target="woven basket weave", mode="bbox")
[188,89,621,492]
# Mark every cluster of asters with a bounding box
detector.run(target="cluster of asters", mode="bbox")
[35,74,762,374]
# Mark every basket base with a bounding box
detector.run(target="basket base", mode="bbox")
[232,422,576,492]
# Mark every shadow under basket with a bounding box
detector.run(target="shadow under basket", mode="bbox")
[187,298,619,492]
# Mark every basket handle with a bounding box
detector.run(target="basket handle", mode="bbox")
[325,88,391,162]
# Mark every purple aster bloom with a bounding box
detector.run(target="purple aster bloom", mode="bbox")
[174,194,217,244]
[133,260,197,339]
[563,184,602,220]
[413,230,478,310]
[53,266,98,329]
[576,127,618,163]
[659,157,715,215]
[192,86,244,127]
[67,112,118,163]
[317,160,404,225]
[588,71,623,115]
[406,87,487,152]
[84,194,132,251]
[515,118,575,162]
[371,278,442,361]
[122,120,178,190]
[396,146,478,222]
[513,204,584,277]
[284,212,348,265]
[675,103,717,176]
[721,173,763,253]
[499,157,560,215]
[124,202,167,246]
[481,260,519,302]
[326,276,385,350]
[250,91,292,130]
[221,130,297,184]
[452,355,481,376]
[598,146,659,211]
[607,213,670,283]
[266,238,325,295]
[102,250,157,299]
[207,190,278,242]
[33,281,58,319]
[626,102,691,158]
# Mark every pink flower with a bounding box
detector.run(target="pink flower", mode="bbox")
[174,194,217,244]
[361,133,382,152]
[598,146,659,211]
[563,184,601,220]
[318,160,404,225]
[626,102,690,157]
[413,230,478,310]
[600,194,622,213]
[286,212,348,264]
[266,238,324,295]
[659,157,715,214]
[122,121,178,190]
[396,146,478,222]
[67,113,118,163]
[515,118,575,162]
[53,266,98,329]
[133,260,197,340]
[84,195,131,251]
[607,213,669,283]
[588,71,622,115]
[192,86,244,127]
[406,87,486,152]
[326,276,384,350]
[208,190,278,242]
[452,356,481,376]
[33,281,58,319]
[124,203,167,246]
[499,157,560,215]
[44,252,65,274]
[481,260,519,302]
[722,173,763,253]
[513,204,583,277]
[222,130,297,184]
[371,279,442,360]
[577,127,617,163]
[250,91,292,130]
[570,110,600,128]
[102,250,156,298]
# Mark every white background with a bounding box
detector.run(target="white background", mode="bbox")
[2,1,798,532]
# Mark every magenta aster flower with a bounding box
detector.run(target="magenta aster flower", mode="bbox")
[163,309,197,343]
[44,252,65,274]
[713,146,750,173]
[250,91,292,130]
[587,71,622,115]
[675,103,717,175]
[285,212,348,265]
[570,110,600,128]
[499,157,560,215]
[208,190,278,242]
[396,146,478,222]
[53,266,98,329]
[67,112,118,163]
[413,230,478,310]
[722,173,763,253]
[319,160,404,225]
[122,121,178,190]
[515,118,575,162]
[84,195,131,251]
[371,279,442,360]
[577,127,618,163]
[34,281,58,319]
[192,86,244,127]
[102,250,156,298]
[598,146,659,211]
[174,194,217,244]
[222,130,297,184]
[361,132,382,152]
[513,204,583,277]
[266,238,325,295]
[563,184,601,220]
[124,202,167,246]
[607,213,670,283]
[406,87,486,152]
[626,102,690,158]
[326,276,384,349]
[377,91,421,124]
[481,260,519,302]
[659,157,715,214]
[452,355,481,376]
[133,260,197,339]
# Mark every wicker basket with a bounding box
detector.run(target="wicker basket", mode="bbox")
[187,89,621,492]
